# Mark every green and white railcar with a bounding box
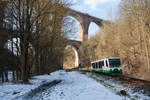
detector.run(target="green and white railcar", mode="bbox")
[91,57,122,75]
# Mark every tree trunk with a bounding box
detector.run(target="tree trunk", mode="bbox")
[35,48,40,75]
[1,72,4,82]
[4,71,8,82]
[21,44,29,83]
[12,70,15,81]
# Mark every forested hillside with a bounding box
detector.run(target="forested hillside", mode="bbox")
[78,0,150,80]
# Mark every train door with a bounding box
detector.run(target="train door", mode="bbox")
[98,61,101,69]
[101,60,104,70]
[97,62,99,69]
[95,62,97,69]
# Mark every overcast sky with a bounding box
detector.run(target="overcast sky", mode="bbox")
[70,0,121,39]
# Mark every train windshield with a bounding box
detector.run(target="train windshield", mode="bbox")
[109,59,121,67]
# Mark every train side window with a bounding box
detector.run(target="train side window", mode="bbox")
[99,62,101,68]
[106,60,108,67]
[98,62,100,68]
[94,63,96,68]
[102,61,104,66]
[99,61,102,68]
[97,63,98,68]
[96,62,98,68]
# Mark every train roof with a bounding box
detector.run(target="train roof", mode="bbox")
[91,57,120,63]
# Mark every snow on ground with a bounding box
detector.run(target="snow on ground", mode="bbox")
[0,70,126,100]
[31,70,124,100]
[0,71,62,100]
[83,72,150,100]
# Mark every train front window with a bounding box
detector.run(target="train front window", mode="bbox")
[109,59,121,67]
[92,63,95,68]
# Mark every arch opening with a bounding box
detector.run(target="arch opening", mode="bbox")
[63,16,83,41]
[63,45,79,69]
[88,22,101,38]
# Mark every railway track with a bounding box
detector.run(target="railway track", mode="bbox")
[68,69,150,88]
[118,75,150,88]
[65,69,150,99]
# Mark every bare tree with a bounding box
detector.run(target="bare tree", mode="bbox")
[2,0,74,82]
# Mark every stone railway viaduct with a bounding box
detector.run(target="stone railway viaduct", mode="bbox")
[65,8,110,67]
[0,1,110,68]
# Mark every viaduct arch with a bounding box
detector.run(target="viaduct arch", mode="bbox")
[65,40,82,68]
[65,8,110,41]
